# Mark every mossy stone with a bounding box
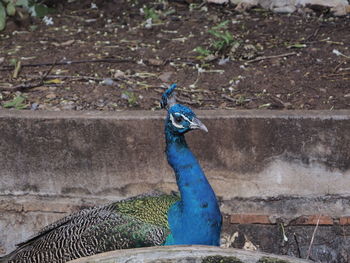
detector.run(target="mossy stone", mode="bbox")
[257,256,291,263]
[202,255,244,263]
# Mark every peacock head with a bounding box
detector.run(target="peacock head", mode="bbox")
[161,84,208,135]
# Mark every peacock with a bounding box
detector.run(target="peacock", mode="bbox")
[0,84,222,263]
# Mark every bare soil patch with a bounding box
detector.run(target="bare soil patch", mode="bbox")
[0,0,349,111]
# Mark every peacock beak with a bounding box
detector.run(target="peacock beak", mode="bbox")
[190,117,208,132]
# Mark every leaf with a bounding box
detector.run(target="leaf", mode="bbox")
[6,2,16,16]
[13,60,21,78]
[208,29,223,39]
[223,32,233,43]
[194,46,211,56]
[44,78,62,84]
[288,43,307,48]
[212,20,229,30]
[15,0,29,7]
[33,4,49,18]
[0,1,6,31]
[121,91,138,106]
[3,95,27,109]
[9,58,17,65]
[259,103,271,109]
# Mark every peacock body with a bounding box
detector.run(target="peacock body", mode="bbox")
[0,84,222,263]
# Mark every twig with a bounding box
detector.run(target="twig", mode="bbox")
[25,74,123,82]
[246,52,297,63]
[306,215,320,260]
[305,27,320,42]
[0,62,56,92]
[222,94,236,103]
[13,61,22,78]
[0,58,133,71]
[293,233,302,258]
[333,61,345,73]
[221,94,252,103]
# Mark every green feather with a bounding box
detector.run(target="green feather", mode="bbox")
[113,194,179,228]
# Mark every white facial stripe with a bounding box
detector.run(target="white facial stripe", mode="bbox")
[181,114,198,128]
[170,114,185,129]
[181,114,191,123]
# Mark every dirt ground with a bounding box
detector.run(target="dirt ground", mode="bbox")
[0,0,349,111]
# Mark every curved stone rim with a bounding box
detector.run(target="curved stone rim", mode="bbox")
[68,245,311,263]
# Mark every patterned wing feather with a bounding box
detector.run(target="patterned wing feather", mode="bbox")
[3,193,179,263]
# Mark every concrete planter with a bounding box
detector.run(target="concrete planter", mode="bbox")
[68,246,311,263]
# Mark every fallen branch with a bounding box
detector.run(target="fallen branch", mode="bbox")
[221,94,252,103]
[246,52,297,63]
[25,74,123,82]
[0,58,133,71]
[0,63,56,92]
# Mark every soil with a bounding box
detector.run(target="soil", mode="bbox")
[0,0,349,111]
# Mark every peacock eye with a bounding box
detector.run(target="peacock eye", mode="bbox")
[174,114,183,123]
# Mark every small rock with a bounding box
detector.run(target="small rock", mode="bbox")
[60,101,76,110]
[344,93,350,98]
[31,103,39,110]
[218,58,230,65]
[331,4,350,16]
[114,70,125,78]
[0,57,4,64]
[148,58,163,66]
[232,0,258,12]
[96,99,106,107]
[207,0,229,4]
[101,78,115,86]
[46,93,57,99]
[273,5,296,13]
[121,93,129,100]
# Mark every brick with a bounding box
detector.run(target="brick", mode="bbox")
[339,216,350,225]
[230,214,271,224]
[22,201,79,213]
[292,215,333,225]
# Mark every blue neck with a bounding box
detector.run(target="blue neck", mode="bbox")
[164,126,222,246]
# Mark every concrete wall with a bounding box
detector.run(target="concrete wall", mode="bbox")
[1,110,350,257]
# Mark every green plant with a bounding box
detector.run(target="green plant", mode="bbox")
[122,91,138,106]
[143,7,160,22]
[194,46,211,57]
[0,0,54,31]
[195,20,237,58]
[3,94,28,109]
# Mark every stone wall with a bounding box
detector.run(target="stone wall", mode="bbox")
[1,110,350,261]
[210,0,350,16]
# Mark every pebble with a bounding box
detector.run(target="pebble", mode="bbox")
[60,100,76,110]
[31,103,39,110]
[114,70,125,78]
[101,78,115,86]
[46,93,57,99]
[159,71,173,82]
[96,99,106,107]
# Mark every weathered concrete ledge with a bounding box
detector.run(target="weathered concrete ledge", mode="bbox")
[1,109,350,257]
[68,245,311,263]
[1,109,350,200]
